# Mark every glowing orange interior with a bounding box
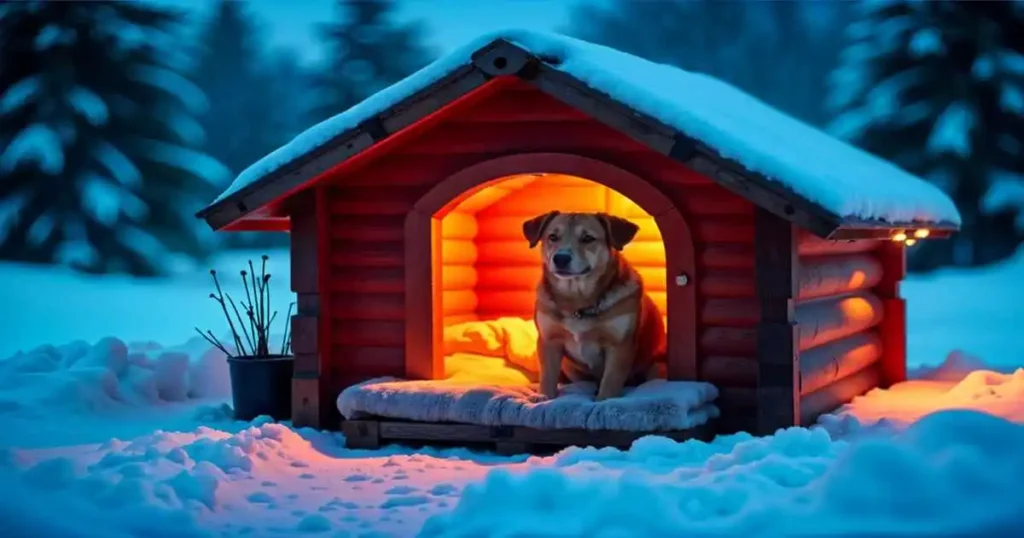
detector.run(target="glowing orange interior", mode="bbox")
[437,174,666,326]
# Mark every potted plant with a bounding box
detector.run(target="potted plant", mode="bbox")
[196,255,295,421]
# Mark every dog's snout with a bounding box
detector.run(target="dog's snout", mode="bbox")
[552,252,572,269]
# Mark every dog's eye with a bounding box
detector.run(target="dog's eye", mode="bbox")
[580,234,595,244]
[547,233,559,242]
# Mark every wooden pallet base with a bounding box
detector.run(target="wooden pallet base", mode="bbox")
[341,417,717,455]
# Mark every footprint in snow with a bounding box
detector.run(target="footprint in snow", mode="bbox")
[384,485,418,495]
[244,492,272,503]
[379,495,430,509]
[343,473,370,482]
[296,514,332,533]
[428,483,457,496]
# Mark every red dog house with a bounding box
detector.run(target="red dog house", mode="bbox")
[197,31,960,451]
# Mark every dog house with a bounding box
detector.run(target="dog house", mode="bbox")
[196,31,960,452]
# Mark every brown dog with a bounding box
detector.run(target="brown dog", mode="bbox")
[522,211,666,401]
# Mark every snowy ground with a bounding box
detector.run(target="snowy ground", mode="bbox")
[0,248,1022,537]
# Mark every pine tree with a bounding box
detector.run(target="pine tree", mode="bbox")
[191,0,273,178]
[828,0,1024,270]
[567,0,852,127]
[310,0,434,122]
[0,1,227,276]
[260,49,313,147]
[191,0,306,250]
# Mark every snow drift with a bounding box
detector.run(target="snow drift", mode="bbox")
[0,423,321,538]
[0,351,1021,537]
[420,409,1024,537]
[0,336,230,417]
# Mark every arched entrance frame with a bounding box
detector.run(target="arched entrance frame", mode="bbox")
[404,153,697,383]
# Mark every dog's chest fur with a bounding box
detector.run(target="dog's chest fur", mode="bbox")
[560,311,636,372]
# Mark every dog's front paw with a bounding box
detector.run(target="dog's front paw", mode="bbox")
[539,387,559,401]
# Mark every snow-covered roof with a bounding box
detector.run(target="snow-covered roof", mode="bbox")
[203,29,961,233]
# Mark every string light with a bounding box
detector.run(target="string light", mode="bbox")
[905,239,917,246]
[914,229,930,239]
[892,231,907,242]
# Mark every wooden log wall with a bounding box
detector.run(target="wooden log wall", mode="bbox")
[704,225,890,434]
[325,183,420,384]
[289,190,333,429]
[796,233,887,426]
[471,176,667,322]
[440,210,478,326]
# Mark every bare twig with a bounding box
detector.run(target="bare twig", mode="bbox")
[240,268,256,351]
[246,307,258,355]
[263,274,273,356]
[209,270,243,353]
[257,256,269,355]
[226,293,254,355]
[195,327,231,357]
[247,259,264,354]
[281,301,294,355]
[200,256,285,359]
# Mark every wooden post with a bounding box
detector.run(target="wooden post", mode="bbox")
[875,241,907,387]
[289,189,334,429]
[754,208,800,434]
[341,420,381,450]
[404,209,444,380]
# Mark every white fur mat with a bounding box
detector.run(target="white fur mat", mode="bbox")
[337,377,719,431]
[335,318,720,432]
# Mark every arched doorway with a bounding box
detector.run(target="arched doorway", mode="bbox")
[404,153,697,383]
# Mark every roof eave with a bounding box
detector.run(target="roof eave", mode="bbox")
[196,37,950,243]
[829,220,960,241]
[492,40,843,238]
[194,62,502,231]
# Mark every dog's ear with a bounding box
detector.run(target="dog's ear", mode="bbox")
[599,214,639,251]
[522,211,560,249]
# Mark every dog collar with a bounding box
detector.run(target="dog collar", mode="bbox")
[572,305,602,319]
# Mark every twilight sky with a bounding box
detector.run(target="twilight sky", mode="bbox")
[157,0,581,65]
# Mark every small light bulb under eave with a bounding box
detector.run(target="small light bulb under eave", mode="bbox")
[905,238,917,246]
[892,231,908,242]
[914,229,930,239]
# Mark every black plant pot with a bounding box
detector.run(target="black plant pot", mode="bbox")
[227,355,293,422]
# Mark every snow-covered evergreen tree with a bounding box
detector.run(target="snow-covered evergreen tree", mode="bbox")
[0,1,228,276]
[310,0,434,122]
[261,49,313,146]
[191,0,308,250]
[191,0,276,178]
[828,0,1024,270]
[568,0,851,127]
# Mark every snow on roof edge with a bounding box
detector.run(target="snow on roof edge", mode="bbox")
[208,31,509,206]
[210,29,961,228]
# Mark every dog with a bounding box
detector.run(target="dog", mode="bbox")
[522,211,666,401]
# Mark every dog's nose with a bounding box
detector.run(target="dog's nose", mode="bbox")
[552,252,572,269]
